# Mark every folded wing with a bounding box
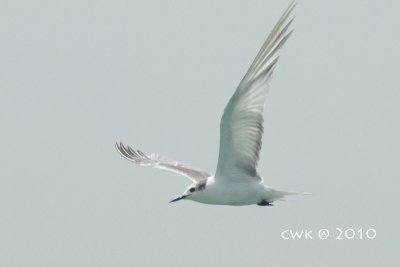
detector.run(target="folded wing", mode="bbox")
[215,2,296,182]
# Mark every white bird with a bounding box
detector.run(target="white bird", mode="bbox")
[116,1,308,206]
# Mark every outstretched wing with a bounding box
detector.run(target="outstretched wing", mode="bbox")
[116,142,212,184]
[215,2,296,181]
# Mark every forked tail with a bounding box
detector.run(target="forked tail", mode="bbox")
[269,188,312,201]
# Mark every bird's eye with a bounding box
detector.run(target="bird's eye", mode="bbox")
[189,187,196,193]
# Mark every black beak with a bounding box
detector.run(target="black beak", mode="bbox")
[169,195,186,203]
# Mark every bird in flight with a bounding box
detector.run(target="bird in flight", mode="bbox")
[116,1,308,206]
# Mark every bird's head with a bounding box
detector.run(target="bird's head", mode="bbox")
[169,182,206,203]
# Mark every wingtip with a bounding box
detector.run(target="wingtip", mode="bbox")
[289,0,297,11]
[115,141,130,156]
[115,141,124,151]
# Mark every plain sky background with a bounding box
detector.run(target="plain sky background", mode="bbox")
[1,0,399,266]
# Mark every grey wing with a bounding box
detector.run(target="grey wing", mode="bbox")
[116,142,212,184]
[215,2,296,182]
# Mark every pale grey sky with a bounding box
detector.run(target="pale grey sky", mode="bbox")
[1,0,399,266]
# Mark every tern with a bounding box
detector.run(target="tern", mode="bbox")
[116,2,308,206]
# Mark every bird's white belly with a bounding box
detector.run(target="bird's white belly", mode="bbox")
[191,181,270,206]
